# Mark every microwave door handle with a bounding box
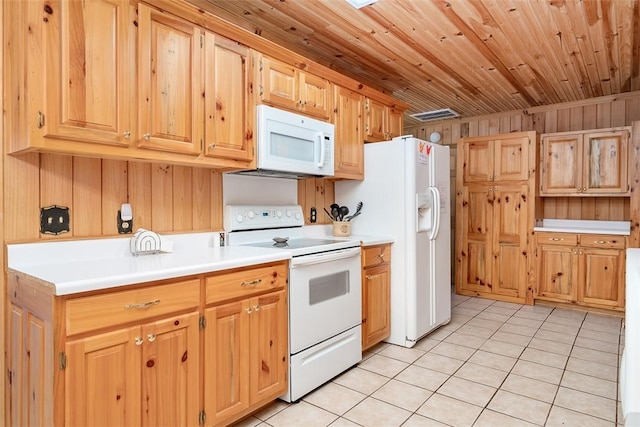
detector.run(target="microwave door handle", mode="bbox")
[316,132,326,167]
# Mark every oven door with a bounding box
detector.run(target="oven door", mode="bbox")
[289,246,361,354]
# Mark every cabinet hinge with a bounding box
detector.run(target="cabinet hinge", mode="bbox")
[199,410,206,424]
[259,85,264,96]
[365,99,369,110]
[37,111,45,129]
[259,59,263,72]
[200,138,204,152]
[200,34,203,48]
[7,369,12,385]
[199,316,206,330]
[59,352,67,370]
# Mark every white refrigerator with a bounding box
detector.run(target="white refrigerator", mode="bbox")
[336,136,451,348]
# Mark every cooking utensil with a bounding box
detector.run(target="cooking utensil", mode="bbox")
[338,206,349,221]
[323,207,335,221]
[331,207,340,221]
[345,201,363,221]
[330,203,339,210]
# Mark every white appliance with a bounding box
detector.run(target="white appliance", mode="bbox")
[225,205,361,402]
[621,248,640,426]
[336,136,451,348]
[233,105,335,179]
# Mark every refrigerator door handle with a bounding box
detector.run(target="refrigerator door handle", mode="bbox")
[429,186,441,241]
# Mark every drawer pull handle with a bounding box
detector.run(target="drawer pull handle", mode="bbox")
[378,253,385,259]
[147,334,156,343]
[241,279,262,287]
[594,240,608,244]
[549,238,563,241]
[135,337,144,346]
[124,299,160,310]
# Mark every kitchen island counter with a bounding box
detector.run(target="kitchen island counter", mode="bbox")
[7,232,291,295]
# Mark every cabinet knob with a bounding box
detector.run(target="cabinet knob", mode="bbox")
[549,238,563,241]
[378,253,385,259]
[143,133,151,141]
[123,131,131,139]
[147,334,156,343]
[576,186,581,191]
[582,187,587,192]
[594,240,608,244]
[254,304,261,311]
[135,337,144,346]
[209,143,216,149]
[366,275,372,280]
[245,307,252,314]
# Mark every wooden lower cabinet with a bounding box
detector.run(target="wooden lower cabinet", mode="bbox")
[362,244,391,351]
[7,261,289,427]
[535,232,625,310]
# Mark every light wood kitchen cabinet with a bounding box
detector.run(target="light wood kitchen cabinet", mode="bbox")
[364,98,404,142]
[18,0,136,151]
[204,262,288,427]
[333,85,365,180]
[203,33,254,162]
[258,56,332,120]
[535,232,626,310]
[362,244,391,351]
[540,129,630,196]
[456,131,538,304]
[7,275,201,427]
[137,3,203,155]
[461,134,531,183]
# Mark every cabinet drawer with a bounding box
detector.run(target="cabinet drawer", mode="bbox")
[579,234,626,249]
[205,262,288,305]
[363,245,390,268]
[536,232,578,246]
[66,279,200,335]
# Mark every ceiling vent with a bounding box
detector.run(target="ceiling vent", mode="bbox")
[410,108,460,122]
[344,0,378,9]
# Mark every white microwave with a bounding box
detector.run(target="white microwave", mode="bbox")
[252,105,335,179]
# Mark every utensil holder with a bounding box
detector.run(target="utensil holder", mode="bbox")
[333,221,351,237]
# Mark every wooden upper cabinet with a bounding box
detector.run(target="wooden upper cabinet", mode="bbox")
[364,98,404,142]
[137,3,204,155]
[333,85,364,180]
[540,129,629,196]
[462,134,530,183]
[32,0,135,147]
[259,56,332,119]
[204,33,254,162]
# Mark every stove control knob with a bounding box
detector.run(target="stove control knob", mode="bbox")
[247,210,255,219]
[276,210,283,218]
[236,214,244,223]
[295,212,302,220]
[285,209,292,218]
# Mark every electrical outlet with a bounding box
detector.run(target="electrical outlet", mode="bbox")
[40,205,70,235]
[117,210,133,234]
[310,207,317,223]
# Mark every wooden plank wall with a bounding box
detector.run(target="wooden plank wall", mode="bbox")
[4,154,224,243]
[404,92,640,227]
[0,0,5,420]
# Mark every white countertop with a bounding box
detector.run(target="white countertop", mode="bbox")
[533,219,630,235]
[302,224,394,246]
[7,232,291,295]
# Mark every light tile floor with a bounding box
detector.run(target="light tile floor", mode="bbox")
[234,294,625,427]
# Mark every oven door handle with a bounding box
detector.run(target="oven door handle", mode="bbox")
[290,247,361,268]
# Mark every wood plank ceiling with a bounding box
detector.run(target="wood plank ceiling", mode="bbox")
[188,0,640,126]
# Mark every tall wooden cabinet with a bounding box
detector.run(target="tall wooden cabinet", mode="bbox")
[456,132,538,304]
[362,244,391,351]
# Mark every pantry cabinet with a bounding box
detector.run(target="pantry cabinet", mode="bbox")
[203,262,288,427]
[535,232,625,310]
[20,0,136,151]
[364,98,403,142]
[362,244,391,351]
[333,85,365,180]
[258,55,332,120]
[456,131,538,304]
[540,129,630,196]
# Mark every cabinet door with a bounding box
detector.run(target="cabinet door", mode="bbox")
[39,0,133,146]
[65,327,142,427]
[364,98,387,142]
[536,244,577,302]
[299,72,332,119]
[249,290,288,403]
[578,248,624,307]
[462,140,493,183]
[540,135,582,195]
[457,185,493,293]
[204,300,250,425]
[333,86,364,179]
[362,264,391,351]
[583,131,629,195]
[493,136,530,181]
[387,107,404,139]
[204,33,254,162]
[138,4,203,155]
[260,57,298,111]
[491,184,529,298]
[141,312,200,427]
